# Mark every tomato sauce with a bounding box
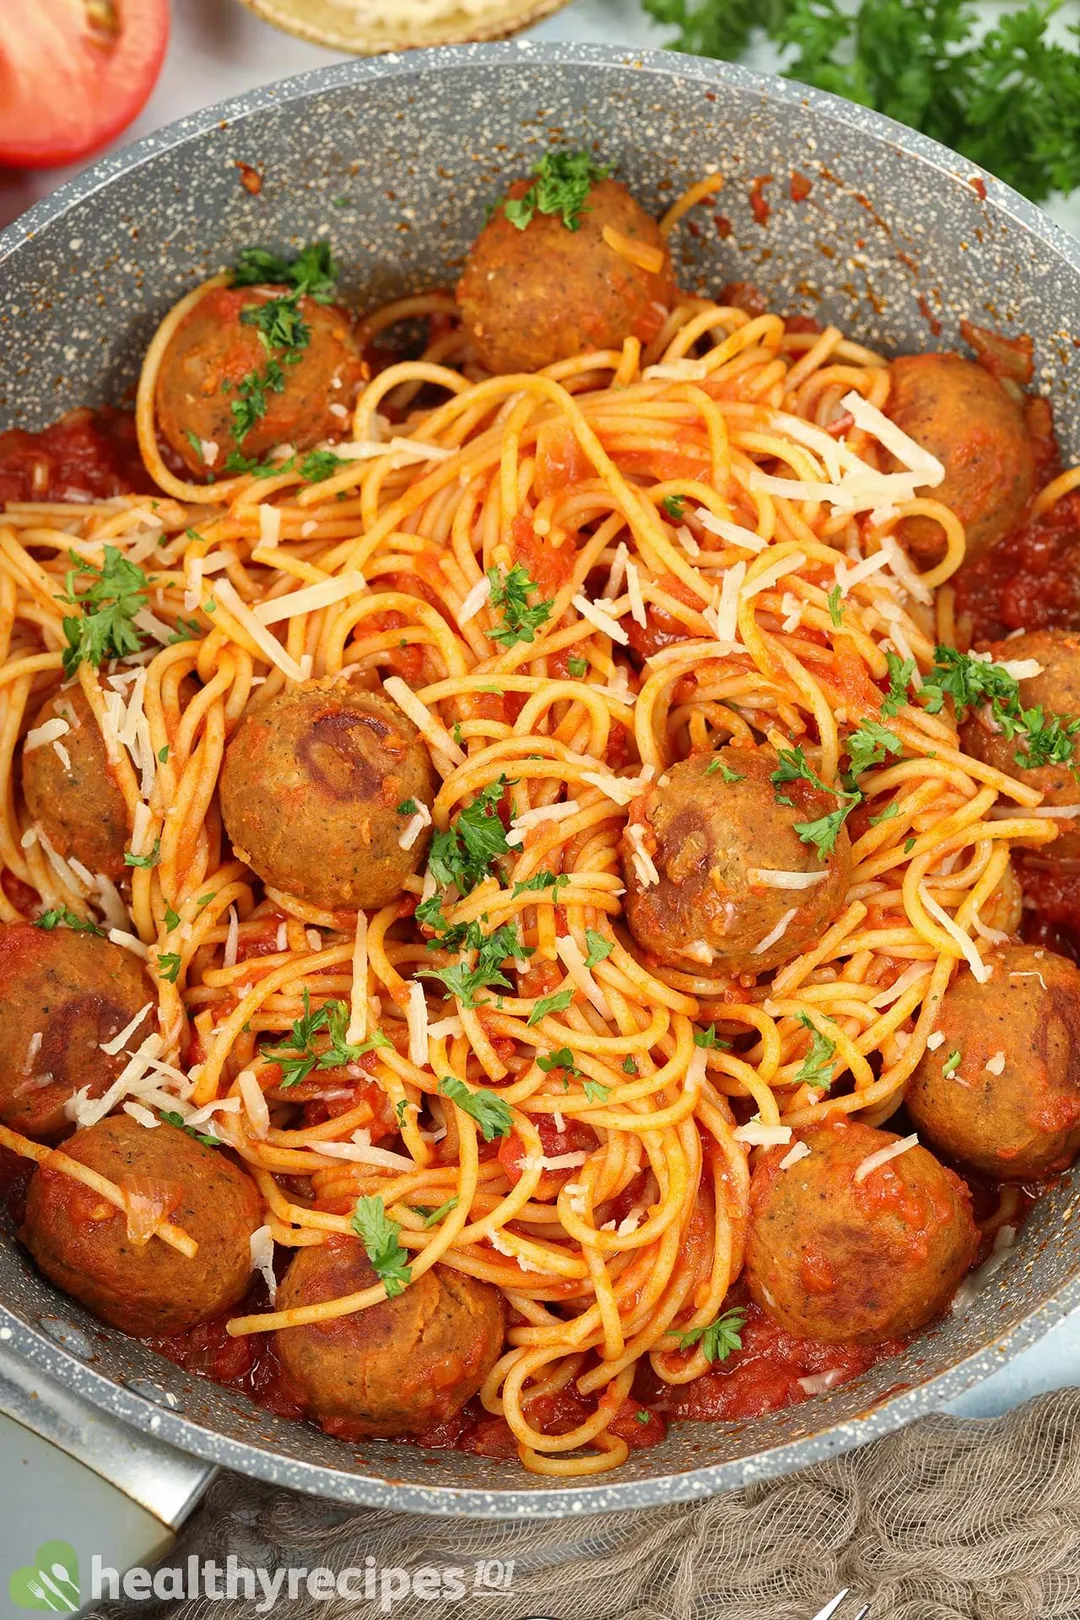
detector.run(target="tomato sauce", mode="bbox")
[0,407,153,504]
[955,490,1080,645]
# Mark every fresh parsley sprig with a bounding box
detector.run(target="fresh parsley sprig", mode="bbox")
[352,1195,412,1298]
[61,547,148,675]
[231,242,339,303]
[265,990,389,1087]
[486,565,554,648]
[500,151,612,232]
[427,775,514,895]
[675,1306,747,1362]
[34,906,104,936]
[771,745,860,857]
[438,1074,514,1140]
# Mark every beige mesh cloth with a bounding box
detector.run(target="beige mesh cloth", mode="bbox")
[91,1389,1080,1620]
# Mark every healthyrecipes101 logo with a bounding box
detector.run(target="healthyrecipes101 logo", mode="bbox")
[9,1541,80,1612]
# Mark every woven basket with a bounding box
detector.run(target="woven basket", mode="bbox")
[235,0,571,54]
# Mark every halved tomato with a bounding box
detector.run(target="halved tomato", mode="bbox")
[0,0,170,171]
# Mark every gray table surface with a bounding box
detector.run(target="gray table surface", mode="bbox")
[0,0,1078,1604]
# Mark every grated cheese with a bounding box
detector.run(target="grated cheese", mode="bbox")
[555,934,613,1019]
[642,358,709,381]
[214,580,307,683]
[879,534,933,605]
[926,1030,945,1050]
[250,1225,277,1303]
[694,509,769,552]
[742,551,807,601]
[674,524,700,558]
[618,1211,642,1235]
[24,716,70,752]
[985,1050,1007,1075]
[108,928,149,959]
[705,561,746,647]
[457,574,492,627]
[382,676,467,767]
[346,910,368,1044]
[507,801,581,847]
[65,1032,165,1127]
[752,908,798,955]
[305,928,323,952]
[581,763,654,806]
[99,1001,154,1058]
[520,1150,591,1173]
[572,593,630,645]
[238,1069,270,1140]
[853,1132,919,1184]
[747,867,827,890]
[123,1101,161,1130]
[53,741,71,772]
[920,886,991,983]
[258,505,282,546]
[625,823,660,887]
[779,1141,812,1171]
[275,922,288,952]
[950,1224,1016,1314]
[223,905,239,969]
[314,1132,417,1170]
[398,800,433,850]
[183,555,203,613]
[253,571,367,626]
[603,541,629,601]
[781,590,803,633]
[869,963,931,1007]
[406,980,429,1068]
[840,390,946,486]
[427,1015,464,1040]
[734,1121,793,1147]
[834,551,890,595]
[332,436,453,464]
[797,1368,847,1396]
[625,559,647,628]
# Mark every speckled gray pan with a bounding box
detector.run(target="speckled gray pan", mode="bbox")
[1,42,1080,1520]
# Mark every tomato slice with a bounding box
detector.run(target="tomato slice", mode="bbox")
[0,0,169,170]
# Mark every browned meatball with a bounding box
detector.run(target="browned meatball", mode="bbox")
[274,1237,506,1437]
[156,284,365,479]
[21,683,129,880]
[886,353,1035,567]
[907,944,1080,1180]
[745,1119,978,1343]
[456,175,676,375]
[620,745,851,976]
[220,680,435,911]
[0,923,153,1139]
[22,1114,262,1335]
[959,629,1080,858]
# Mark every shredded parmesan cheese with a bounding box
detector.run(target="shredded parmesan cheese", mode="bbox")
[840,390,946,486]
[625,559,647,628]
[238,1069,270,1139]
[797,1368,847,1396]
[258,505,282,546]
[507,801,581,847]
[705,561,746,647]
[249,1225,277,1303]
[406,980,429,1069]
[555,934,613,1019]
[214,580,306,683]
[985,1050,1007,1075]
[853,1132,919,1183]
[950,1224,1016,1314]
[123,1101,161,1130]
[253,571,367,625]
[580,764,654,806]
[572,594,630,645]
[223,905,239,969]
[24,716,70,752]
[920,886,991,983]
[457,574,492,627]
[694,509,769,552]
[734,1121,793,1147]
[752,909,798,955]
[926,1030,945,1050]
[99,1001,153,1058]
[625,823,660,887]
[382,676,467,767]
[747,867,827,890]
[398,800,432,850]
[779,1141,811,1171]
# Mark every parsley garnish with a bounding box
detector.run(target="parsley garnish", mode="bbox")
[61,547,148,675]
[584,929,613,969]
[33,907,103,936]
[1013,708,1080,770]
[413,1197,460,1228]
[622,1056,639,1074]
[419,921,532,1009]
[397,798,418,816]
[240,293,311,355]
[793,805,857,858]
[160,1109,219,1148]
[513,871,570,899]
[942,1048,963,1077]
[300,448,348,483]
[124,838,160,870]
[794,1013,836,1089]
[231,242,339,303]
[351,1195,412,1298]
[869,801,899,826]
[529,987,575,1026]
[222,450,297,478]
[157,952,182,984]
[583,1080,610,1103]
[772,745,860,857]
[438,1075,514,1140]
[486,565,553,648]
[827,585,845,628]
[568,656,589,678]
[265,990,388,1086]
[694,1024,732,1050]
[501,150,611,231]
[538,1047,580,1077]
[881,652,916,719]
[230,357,286,444]
[158,745,170,764]
[675,1306,746,1363]
[705,755,745,783]
[428,775,513,894]
[845,719,902,778]
[661,495,686,520]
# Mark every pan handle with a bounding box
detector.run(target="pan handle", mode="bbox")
[0,1335,214,1529]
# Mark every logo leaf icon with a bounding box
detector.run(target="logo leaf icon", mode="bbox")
[9,1542,79,1612]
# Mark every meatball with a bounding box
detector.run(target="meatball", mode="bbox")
[620,745,851,975]
[745,1119,978,1343]
[156,285,365,479]
[456,176,676,375]
[907,944,1080,1180]
[886,353,1035,567]
[274,1237,506,1437]
[220,680,435,911]
[21,683,129,880]
[22,1114,262,1336]
[0,923,153,1139]
[959,629,1080,858]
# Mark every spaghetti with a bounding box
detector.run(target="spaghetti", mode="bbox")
[0,180,1076,1475]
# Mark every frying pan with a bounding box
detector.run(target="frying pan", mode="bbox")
[1,41,1080,1522]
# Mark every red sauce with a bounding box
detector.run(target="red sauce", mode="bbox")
[955,490,1080,644]
[0,407,153,504]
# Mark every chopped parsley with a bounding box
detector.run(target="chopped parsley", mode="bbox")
[428,775,513,894]
[869,801,900,826]
[500,150,611,232]
[156,952,182,984]
[794,1013,837,1090]
[538,1047,580,1077]
[124,838,161,870]
[771,745,835,802]
[1013,708,1080,770]
[159,1110,218,1148]
[584,929,613,969]
[419,921,532,1009]
[904,837,917,853]
[634,1410,652,1425]
[793,804,858,858]
[827,585,845,628]
[705,755,745,783]
[513,870,570,899]
[661,494,686,520]
[694,1024,732,1050]
[486,564,553,648]
[300,449,348,483]
[772,745,860,857]
[158,745,170,764]
[163,904,181,931]
[231,242,339,303]
[622,1056,639,1074]
[240,293,310,355]
[583,1080,610,1103]
[528,987,575,1026]
[230,357,286,444]
[33,906,103,936]
[942,1048,963,1078]
[568,656,589,678]
[222,449,297,478]
[675,1306,746,1363]
[880,652,917,719]
[61,547,148,675]
[413,1197,460,1229]
[265,990,389,1086]
[438,1075,514,1141]
[844,719,902,779]
[397,798,419,816]
[351,1195,412,1299]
